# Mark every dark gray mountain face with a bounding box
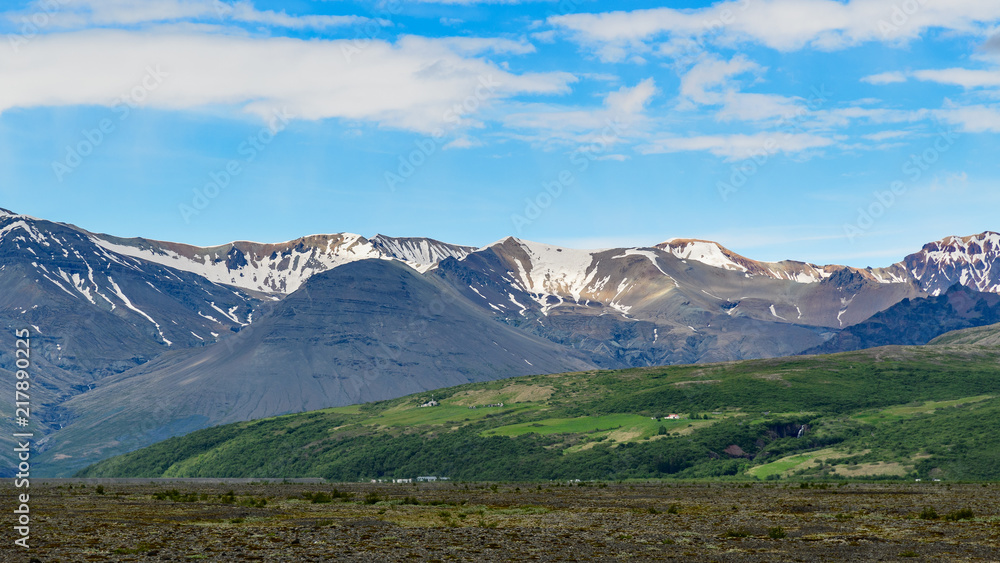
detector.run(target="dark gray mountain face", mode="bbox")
[803,285,1000,354]
[37,259,595,475]
[3,207,999,475]
[0,211,260,443]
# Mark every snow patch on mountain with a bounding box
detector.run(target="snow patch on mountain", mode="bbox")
[370,235,474,273]
[612,249,678,287]
[516,240,600,298]
[0,220,46,245]
[108,277,172,346]
[502,239,603,314]
[660,239,748,272]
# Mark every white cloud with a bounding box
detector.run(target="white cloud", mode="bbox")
[678,54,761,105]
[0,30,574,133]
[930,171,968,192]
[807,106,928,129]
[502,78,657,145]
[226,2,372,29]
[604,78,658,115]
[530,30,557,43]
[11,0,371,30]
[862,130,912,141]
[434,36,537,55]
[640,132,836,160]
[716,91,805,122]
[550,0,1000,57]
[862,71,908,84]
[675,55,805,123]
[913,68,1000,88]
[399,0,538,3]
[442,136,482,150]
[592,153,628,161]
[935,105,1000,132]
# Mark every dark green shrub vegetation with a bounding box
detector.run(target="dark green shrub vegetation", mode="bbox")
[944,508,974,521]
[238,496,267,508]
[723,526,751,538]
[919,506,938,520]
[301,491,331,503]
[152,489,199,502]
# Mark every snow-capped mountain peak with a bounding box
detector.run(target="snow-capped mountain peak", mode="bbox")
[904,231,1000,295]
[657,238,750,272]
[91,233,381,295]
[6,208,1000,308]
[88,231,478,294]
[505,238,601,301]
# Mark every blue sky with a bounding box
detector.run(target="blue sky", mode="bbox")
[1,0,999,267]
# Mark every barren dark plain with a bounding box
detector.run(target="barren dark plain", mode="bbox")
[3,480,1000,561]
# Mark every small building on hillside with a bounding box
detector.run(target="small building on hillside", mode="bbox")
[665,414,681,420]
[419,399,439,408]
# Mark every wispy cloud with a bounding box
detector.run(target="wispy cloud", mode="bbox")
[912,68,1000,89]
[935,104,1000,132]
[9,0,374,30]
[678,54,761,106]
[862,71,907,85]
[862,129,912,141]
[550,0,1000,59]
[639,132,836,160]
[672,54,807,126]
[502,78,657,146]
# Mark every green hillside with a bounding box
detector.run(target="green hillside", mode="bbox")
[78,342,1000,481]
[930,322,1000,347]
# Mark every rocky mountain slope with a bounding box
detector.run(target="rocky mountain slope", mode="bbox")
[904,232,1000,295]
[430,237,928,365]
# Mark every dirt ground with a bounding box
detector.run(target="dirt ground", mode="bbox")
[2,480,999,561]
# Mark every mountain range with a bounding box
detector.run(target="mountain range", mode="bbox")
[1,207,998,475]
